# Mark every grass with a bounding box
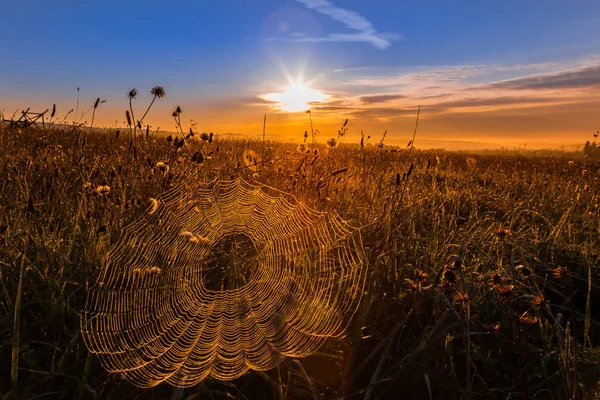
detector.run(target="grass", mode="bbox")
[0,118,599,399]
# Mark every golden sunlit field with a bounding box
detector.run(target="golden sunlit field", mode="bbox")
[1,117,600,399]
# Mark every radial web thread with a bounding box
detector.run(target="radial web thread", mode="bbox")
[82,178,366,388]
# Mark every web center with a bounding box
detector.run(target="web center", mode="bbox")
[202,233,259,291]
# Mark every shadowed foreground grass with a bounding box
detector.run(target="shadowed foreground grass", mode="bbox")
[1,125,600,399]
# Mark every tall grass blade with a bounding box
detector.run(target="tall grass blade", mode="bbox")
[11,256,25,397]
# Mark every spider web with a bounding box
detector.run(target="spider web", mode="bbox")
[82,178,366,388]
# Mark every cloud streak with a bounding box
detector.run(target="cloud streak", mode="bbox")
[479,64,600,90]
[360,94,406,104]
[295,0,400,49]
[304,60,600,124]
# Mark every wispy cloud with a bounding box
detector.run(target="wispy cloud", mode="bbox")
[294,0,401,49]
[344,65,495,88]
[478,64,600,90]
[301,59,600,124]
[360,94,406,104]
[336,62,569,91]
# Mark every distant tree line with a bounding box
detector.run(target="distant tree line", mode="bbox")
[584,141,600,158]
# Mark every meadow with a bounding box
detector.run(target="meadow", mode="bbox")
[0,117,599,399]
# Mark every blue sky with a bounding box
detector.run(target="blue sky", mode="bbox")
[1,0,599,148]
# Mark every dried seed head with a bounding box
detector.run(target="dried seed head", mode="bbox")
[331,167,349,176]
[494,225,510,239]
[490,273,502,286]
[406,162,414,179]
[405,279,420,293]
[413,269,428,281]
[155,161,169,172]
[530,293,548,307]
[150,85,166,98]
[496,284,514,297]
[297,143,308,153]
[485,323,501,333]
[95,185,111,195]
[552,265,569,280]
[128,88,137,99]
[454,291,469,305]
[191,150,205,164]
[147,198,158,215]
[519,312,539,325]
[443,269,456,285]
[516,265,532,278]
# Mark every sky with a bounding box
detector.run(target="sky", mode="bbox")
[1,0,599,149]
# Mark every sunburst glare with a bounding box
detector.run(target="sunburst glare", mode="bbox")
[263,80,329,112]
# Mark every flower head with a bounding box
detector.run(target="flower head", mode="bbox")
[494,225,510,239]
[128,88,137,99]
[95,185,111,195]
[151,85,166,98]
[454,291,469,306]
[413,269,428,281]
[552,265,569,280]
[297,143,308,153]
[519,311,539,325]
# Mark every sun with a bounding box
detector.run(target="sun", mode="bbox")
[263,80,328,112]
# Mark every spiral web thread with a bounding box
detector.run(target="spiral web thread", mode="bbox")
[82,178,366,388]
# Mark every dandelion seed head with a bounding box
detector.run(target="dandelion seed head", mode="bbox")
[151,85,166,98]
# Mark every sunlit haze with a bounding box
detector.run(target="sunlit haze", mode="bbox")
[262,80,329,112]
